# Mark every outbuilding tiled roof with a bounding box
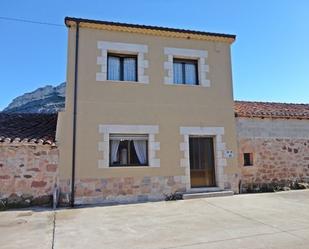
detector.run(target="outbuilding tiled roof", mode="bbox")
[0,113,57,145]
[235,101,309,120]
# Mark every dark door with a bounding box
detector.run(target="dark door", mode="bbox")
[189,137,216,188]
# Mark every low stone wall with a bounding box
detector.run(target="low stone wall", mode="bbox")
[60,175,186,205]
[0,143,59,208]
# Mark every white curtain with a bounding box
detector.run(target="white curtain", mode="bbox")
[133,140,147,164]
[110,140,120,164]
[108,56,120,80]
[185,63,197,85]
[123,58,136,81]
[173,62,183,84]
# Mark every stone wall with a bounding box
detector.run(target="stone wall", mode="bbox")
[59,175,186,205]
[0,143,59,207]
[237,117,309,191]
[239,138,309,183]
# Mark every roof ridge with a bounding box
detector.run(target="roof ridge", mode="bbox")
[235,100,309,106]
[235,101,309,120]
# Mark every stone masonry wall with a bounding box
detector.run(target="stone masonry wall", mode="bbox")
[0,143,59,207]
[239,138,309,184]
[237,117,309,191]
[59,175,186,205]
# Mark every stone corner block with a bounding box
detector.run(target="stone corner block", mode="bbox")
[150,159,160,167]
[96,72,106,82]
[98,160,108,169]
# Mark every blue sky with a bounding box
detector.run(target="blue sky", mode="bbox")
[1,0,308,110]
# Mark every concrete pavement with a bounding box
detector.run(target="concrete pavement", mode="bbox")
[0,209,54,249]
[1,190,309,249]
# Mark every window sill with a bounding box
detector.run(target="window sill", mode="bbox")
[108,166,151,169]
[166,83,203,87]
[103,80,148,85]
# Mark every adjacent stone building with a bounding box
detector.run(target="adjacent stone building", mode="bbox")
[235,101,309,191]
[0,114,58,207]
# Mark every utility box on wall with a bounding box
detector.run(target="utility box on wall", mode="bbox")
[224,150,234,158]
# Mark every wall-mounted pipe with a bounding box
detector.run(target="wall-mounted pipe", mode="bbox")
[70,21,80,207]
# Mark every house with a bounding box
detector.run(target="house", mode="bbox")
[57,17,240,205]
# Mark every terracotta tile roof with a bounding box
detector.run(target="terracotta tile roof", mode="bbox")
[0,113,57,145]
[235,101,309,120]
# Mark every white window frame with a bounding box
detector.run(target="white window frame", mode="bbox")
[97,41,149,84]
[98,125,160,168]
[164,47,210,87]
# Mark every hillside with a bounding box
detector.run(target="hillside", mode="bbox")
[3,82,66,113]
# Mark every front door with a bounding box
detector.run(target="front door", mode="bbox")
[189,137,216,188]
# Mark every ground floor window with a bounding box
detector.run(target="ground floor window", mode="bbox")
[109,134,148,166]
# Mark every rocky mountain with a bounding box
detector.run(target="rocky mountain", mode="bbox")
[3,82,66,113]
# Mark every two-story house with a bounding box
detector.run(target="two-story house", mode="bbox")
[57,17,240,205]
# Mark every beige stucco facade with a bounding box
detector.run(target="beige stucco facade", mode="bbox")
[57,19,240,204]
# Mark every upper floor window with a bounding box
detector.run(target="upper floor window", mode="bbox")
[109,134,148,167]
[107,54,137,82]
[173,58,198,85]
[164,47,209,86]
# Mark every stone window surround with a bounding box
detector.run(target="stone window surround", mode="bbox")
[179,126,226,190]
[164,47,210,87]
[98,125,160,168]
[96,41,149,84]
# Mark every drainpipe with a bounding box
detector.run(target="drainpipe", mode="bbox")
[70,21,80,207]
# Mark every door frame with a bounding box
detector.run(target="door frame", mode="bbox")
[180,126,227,191]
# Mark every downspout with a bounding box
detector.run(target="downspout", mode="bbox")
[71,21,80,207]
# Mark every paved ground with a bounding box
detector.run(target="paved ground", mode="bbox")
[1,190,309,249]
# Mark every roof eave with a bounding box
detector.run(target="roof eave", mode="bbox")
[64,17,236,43]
